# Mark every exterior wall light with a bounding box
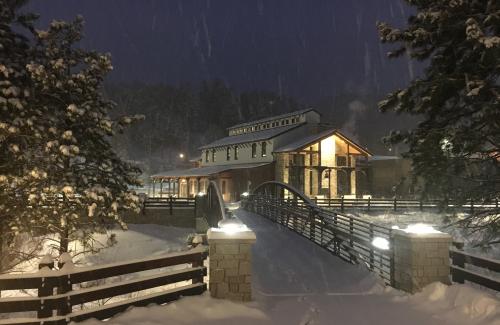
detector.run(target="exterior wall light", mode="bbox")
[241,192,249,197]
[371,237,390,250]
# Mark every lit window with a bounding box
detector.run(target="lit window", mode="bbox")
[226,147,231,161]
[212,149,216,162]
[234,146,239,160]
[252,143,257,158]
[261,142,267,157]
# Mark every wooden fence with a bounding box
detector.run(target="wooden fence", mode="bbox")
[142,197,196,215]
[243,191,394,285]
[0,248,207,325]
[450,249,500,292]
[313,197,498,213]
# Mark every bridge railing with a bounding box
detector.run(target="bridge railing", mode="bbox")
[242,182,394,286]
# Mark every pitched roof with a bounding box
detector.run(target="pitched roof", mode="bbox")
[227,108,319,130]
[151,162,271,179]
[273,128,372,156]
[199,123,304,149]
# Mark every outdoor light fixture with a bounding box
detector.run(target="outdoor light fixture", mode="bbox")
[241,192,249,197]
[179,153,185,159]
[196,192,206,197]
[217,218,248,234]
[371,237,390,250]
[403,223,440,234]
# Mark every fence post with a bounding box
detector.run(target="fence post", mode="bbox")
[393,197,397,212]
[367,197,371,212]
[369,224,374,270]
[470,199,474,214]
[341,196,344,212]
[392,230,451,293]
[57,253,73,316]
[38,255,55,319]
[451,251,465,284]
[169,196,173,215]
[419,199,423,211]
[349,218,354,262]
[309,208,316,242]
[496,198,498,210]
[207,227,256,301]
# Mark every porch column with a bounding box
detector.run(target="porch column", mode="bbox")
[159,179,163,198]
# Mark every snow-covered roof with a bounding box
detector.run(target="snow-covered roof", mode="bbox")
[273,128,372,156]
[227,108,319,130]
[368,155,401,161]
[151,162,271,179]
[199,123,304,149]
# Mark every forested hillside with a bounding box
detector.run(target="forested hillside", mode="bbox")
[106,80,416,174]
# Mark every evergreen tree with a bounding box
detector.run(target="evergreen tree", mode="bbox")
[378,1,499,245]
[0,0,44,272]
[27,16,143,254]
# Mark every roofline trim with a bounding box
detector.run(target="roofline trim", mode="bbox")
[226,108,320,130]
[198,122,306,150]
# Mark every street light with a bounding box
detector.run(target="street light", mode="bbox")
[179,153,185,159]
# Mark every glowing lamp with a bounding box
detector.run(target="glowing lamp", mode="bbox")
[217,218,248,234]
[403,223,440,234]
[372,237,390,250]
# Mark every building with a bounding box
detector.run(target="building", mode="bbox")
[150,109,373,202]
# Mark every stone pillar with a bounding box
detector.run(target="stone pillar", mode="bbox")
[393,229,452,293]
[207,228,256,301]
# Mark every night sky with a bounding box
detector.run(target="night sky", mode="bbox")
[28,0,415,103]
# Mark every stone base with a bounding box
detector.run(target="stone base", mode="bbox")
[393,230,452,293]
[207,229,256,301]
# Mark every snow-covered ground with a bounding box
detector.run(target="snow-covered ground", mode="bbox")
[77,210,499,325]
[9,224,193,274]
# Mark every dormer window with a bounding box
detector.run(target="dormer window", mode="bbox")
[212,149,216,162]
[234,145,239,160]
[226,147,231,161]
[261,142,267,157]
[205,150,209,163]
[252,143,257,158]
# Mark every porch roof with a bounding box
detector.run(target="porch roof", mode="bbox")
[150,162,271,179]
[273,128,372,156]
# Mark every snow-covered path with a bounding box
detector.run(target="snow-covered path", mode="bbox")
[237,210,448,325]
[80,209,500,325]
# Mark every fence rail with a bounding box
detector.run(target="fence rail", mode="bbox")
[242,182,394,285]
[312,197,498,213]
[0,247,207,325]
[450,249,500,292]
[141,197,196,215]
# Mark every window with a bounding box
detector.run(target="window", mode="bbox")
[261,141,267,157]
[281,120,285,126]
[266,123,270,128]
[336,156,347,166]
[226,147,231,161]
[285,119,289,125]
[212,149,216,162]
[205,150,209,163]
[252,143,257,158]
[234,145,239,160]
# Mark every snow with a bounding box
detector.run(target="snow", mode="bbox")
[76,210,499,325]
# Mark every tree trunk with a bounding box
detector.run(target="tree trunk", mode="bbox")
[59,225,69,254]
